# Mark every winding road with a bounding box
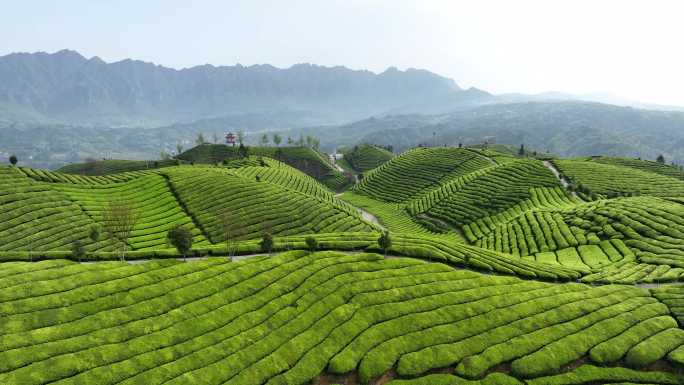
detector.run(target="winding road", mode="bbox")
[543,160,579,198]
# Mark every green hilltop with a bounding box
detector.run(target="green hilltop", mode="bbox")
[342,144,395,173]
[177,144,351,191]
[2,145,684,384]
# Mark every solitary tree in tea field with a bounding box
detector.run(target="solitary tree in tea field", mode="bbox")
[167,225,193,261]
[102,198,138,262]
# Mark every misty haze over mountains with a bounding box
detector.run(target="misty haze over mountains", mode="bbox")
[2,49,684,168]
[0,49,491,126]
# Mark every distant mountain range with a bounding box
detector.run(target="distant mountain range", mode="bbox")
[2,49,684,169]
[0,49,493,126]
[299,101,684,164]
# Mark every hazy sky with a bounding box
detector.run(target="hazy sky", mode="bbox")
[2,0,683,105]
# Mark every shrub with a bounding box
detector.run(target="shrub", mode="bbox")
[305,236,318,252]
[378,231,392,256]
[71,240,85,261]
[167,225,193,260]
[89,225,100,243]
[260,232,274,253]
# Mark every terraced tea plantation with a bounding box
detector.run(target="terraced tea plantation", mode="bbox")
[354,147,494,202]
[177,144,350,190]
[343,144,394,172]
[3,144,684,384]
[554,158,684,198]
[0,252,683,385]
[57,159,179,175]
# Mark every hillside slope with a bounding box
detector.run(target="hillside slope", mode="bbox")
[165,166,373,242]
[554,159,684,198]
[343,144,394,173]
[353,147,493,202]
[0,166,114,252]
[5,146,684,383]
[0,161,373,254]
[0,252,682,385]
[57,159,179,175]
[178,144,350,190]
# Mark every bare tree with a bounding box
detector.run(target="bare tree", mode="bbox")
[196,132,206,146]
[220,209,243,258]
[260,220,275,255]
[102,198,139,261]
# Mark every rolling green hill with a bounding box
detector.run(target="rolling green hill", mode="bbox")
[178,144,351,190]
[593,156,684,180]
[57,159,180,175]
[3,145,684,384]
[353,147,494,202]
[54,174,210,250]
[415,160,562,226]
[343,144,394,172]
[0,252,682,385]
[165,166,373,242]
[554,159,684,198]
[0,160,372,256]
[0,166,113,253]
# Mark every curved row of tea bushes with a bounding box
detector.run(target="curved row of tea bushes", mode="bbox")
[0,252,431,384]
[652,285,684,326]
[354,147,493,202]
[562,196,684,267]
[0,253,679,384]
[230,158,356,202]
[19,166,159,185]
[57,159,178,176]
[594,156,684,180]
[554,159,684,197]
[406,168,493,215]
[391,289,664,379]
[476,210,579,256]
[232,162,358,212]
[166,168,374,242]
[387,365,684,385]
[581,261,684,284]
[233,162,334,199]
[256,232,584,281]
[340,192,459,239]
[424,160,561,227]
[472,194,684,272]
[177,144,344,188]
[462,187,577,242]
[467,147,520,163]
[0,229,586,280]
[388,234,583,280]
[0,251,676,385]
[55,174,209,250]
[178,144,332,169]
[524,365,684,385]
[518,240,633,274]
[343,144,394,172]
[0,166,112,252]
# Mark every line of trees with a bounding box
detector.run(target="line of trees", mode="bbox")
[258,133,320,149]
[171,130,322,153]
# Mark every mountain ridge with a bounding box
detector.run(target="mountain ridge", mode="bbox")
[298,101,684,164]
[0,49,484,126]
